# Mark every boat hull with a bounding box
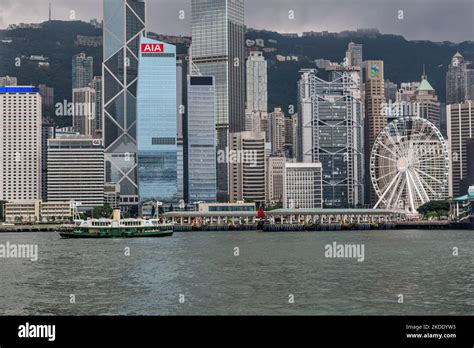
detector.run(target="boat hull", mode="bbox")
[59,230,173,239]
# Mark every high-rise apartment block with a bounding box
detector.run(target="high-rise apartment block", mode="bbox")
[0,87,42,202]
[446,52,474,104]
[268,107,286,156]
[345,42,363,68]
[72,52,93,89]
[246,50,268,113]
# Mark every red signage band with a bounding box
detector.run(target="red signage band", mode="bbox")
[141,43,164,53]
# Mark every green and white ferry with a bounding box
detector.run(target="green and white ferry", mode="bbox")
[59,209,173,239]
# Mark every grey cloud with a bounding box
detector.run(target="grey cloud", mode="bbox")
[1,0,473,42]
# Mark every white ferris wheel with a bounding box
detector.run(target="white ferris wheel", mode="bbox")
[370,117,449,213]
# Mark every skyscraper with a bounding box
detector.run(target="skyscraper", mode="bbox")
[447,101,474,198]
[414,74,441,129]
[397,82,421,102]
[461,138,474,194]
[0,87,42,202]
[191,0,245,202]
[187,75,217,203]
[245,111,262,132]
[284,115,295,159]
[229,131,266,205]
[393,74,441,129]
[364,60,386,206]
[41,122,55,200]
[345,42,363,68]
[72,52,93,89]
[297,69,317,163]
[246,50,267,113]
[384,80,397,103]
[297,65,364,207]
[267,156,286,206]
[176,57,188,201]
[103,0,145,211]
[90,76,102,133]
[136,37,177,203]
[268,107,286,156]
[73,87,96,137]
[446,52,473,104]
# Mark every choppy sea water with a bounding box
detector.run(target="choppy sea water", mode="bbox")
[0,230,473,315]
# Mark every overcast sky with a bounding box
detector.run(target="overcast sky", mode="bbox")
[1,0,473,42]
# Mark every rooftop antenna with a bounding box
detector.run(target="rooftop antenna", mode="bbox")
[49,3,52,21]
[421,63,427,80]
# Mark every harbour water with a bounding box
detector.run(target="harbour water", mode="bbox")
[0,230,473,315]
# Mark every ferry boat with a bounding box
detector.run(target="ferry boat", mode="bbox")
[59,209,173,239]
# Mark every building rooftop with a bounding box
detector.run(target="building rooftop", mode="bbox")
[417,79,434,92]
[267,208,400,215]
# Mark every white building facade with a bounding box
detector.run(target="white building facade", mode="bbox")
[47,137,104,210]
[283,163,323,209]
[0,87,42,202]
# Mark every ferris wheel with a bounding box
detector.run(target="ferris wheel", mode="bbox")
[370,117,449,213]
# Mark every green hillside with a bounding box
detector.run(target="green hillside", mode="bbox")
[246,29,474,113]
[1,20,473,127]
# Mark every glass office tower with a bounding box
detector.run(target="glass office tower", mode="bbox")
[137,37,177,203]
[298,67,364,208]
[191,0,245,202]
[103,0,145,210]
[187,76,217,203]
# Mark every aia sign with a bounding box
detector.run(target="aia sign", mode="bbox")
[141,43,164,53]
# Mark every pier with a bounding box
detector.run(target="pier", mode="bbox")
[0,224,71,233]
[163,208,402,226]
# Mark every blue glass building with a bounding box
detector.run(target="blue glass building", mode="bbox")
[137,37,177,203]
[186,76,217,203]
